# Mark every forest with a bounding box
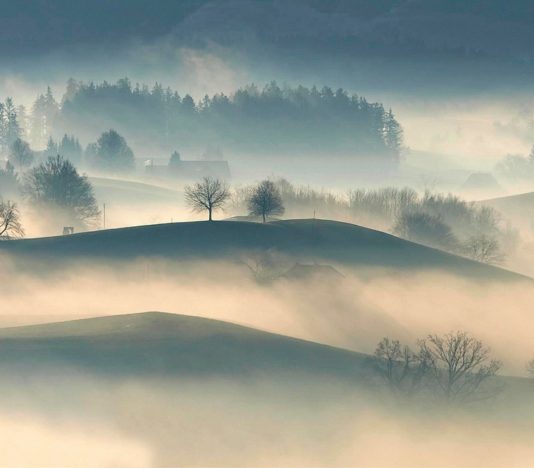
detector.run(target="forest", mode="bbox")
[1,79,403,161]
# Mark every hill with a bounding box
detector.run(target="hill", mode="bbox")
[480,191,534,228]
[88,177,183,205]
[0,312,371,378]
[0,219,526,281]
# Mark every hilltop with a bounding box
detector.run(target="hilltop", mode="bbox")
[0,219,526,281]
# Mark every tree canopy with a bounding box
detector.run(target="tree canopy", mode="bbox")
[23,155,100,229]
[58,79,403,159]
[86,129,135,174]
[247,180,285,222]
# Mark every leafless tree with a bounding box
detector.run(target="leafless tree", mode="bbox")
[527,359,534,376]
[0,199,24,239]
[185,177,230,221]
[419,331,501,403]
[463,234,503,265]
[247,180,285,222]
[374,337,430,398]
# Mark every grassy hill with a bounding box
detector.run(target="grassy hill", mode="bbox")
[89,177,183,205]
[0,219,526,281]
[480,191,534,228]
[0,312,371,378]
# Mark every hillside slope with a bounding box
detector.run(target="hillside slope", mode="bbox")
[480,191,534,228]
[0,312,371,378]
[0,219,525,280]
[89,177,183,205]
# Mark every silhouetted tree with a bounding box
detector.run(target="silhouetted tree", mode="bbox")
[23,155,100,228]
[527,359,534,376]
[419,331,501,403]
[0,199,24,239]
[88,129,135,173]
[8,138,34,168]
[185,177,229,221]
[247,180,285,222]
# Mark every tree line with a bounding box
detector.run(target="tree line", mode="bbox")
[3,79,404,160]
[232,182,514,264]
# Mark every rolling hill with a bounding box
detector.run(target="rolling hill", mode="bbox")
[480,191,534,228]
[0,219,527,281]
[0,312,371,379]
[89,177,183,205]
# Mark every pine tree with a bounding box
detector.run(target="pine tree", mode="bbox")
[30,94,47,149]
[384,109,403,159]
[16,105,28,139]
[3,98,21,149]
[43,87,59,134]
[44,136,58,158]
[61,78,79,105]
[59,134,83,166]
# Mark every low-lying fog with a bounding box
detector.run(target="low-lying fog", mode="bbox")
[2,375,534,467]
[1,258,534,377]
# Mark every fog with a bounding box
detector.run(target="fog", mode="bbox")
[1,372,534,467]
[0,256,533,376]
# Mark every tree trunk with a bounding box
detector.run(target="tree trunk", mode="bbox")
[262,212,266,223]
[208,207,212,221]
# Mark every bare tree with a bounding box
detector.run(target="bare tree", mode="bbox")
[185,177,230,221]
[0,199,24,239]
[463,234,503,265]
[419,331,501,403]
[247,180,285,223]
[527,360,534,376]
[374,337,429,398]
